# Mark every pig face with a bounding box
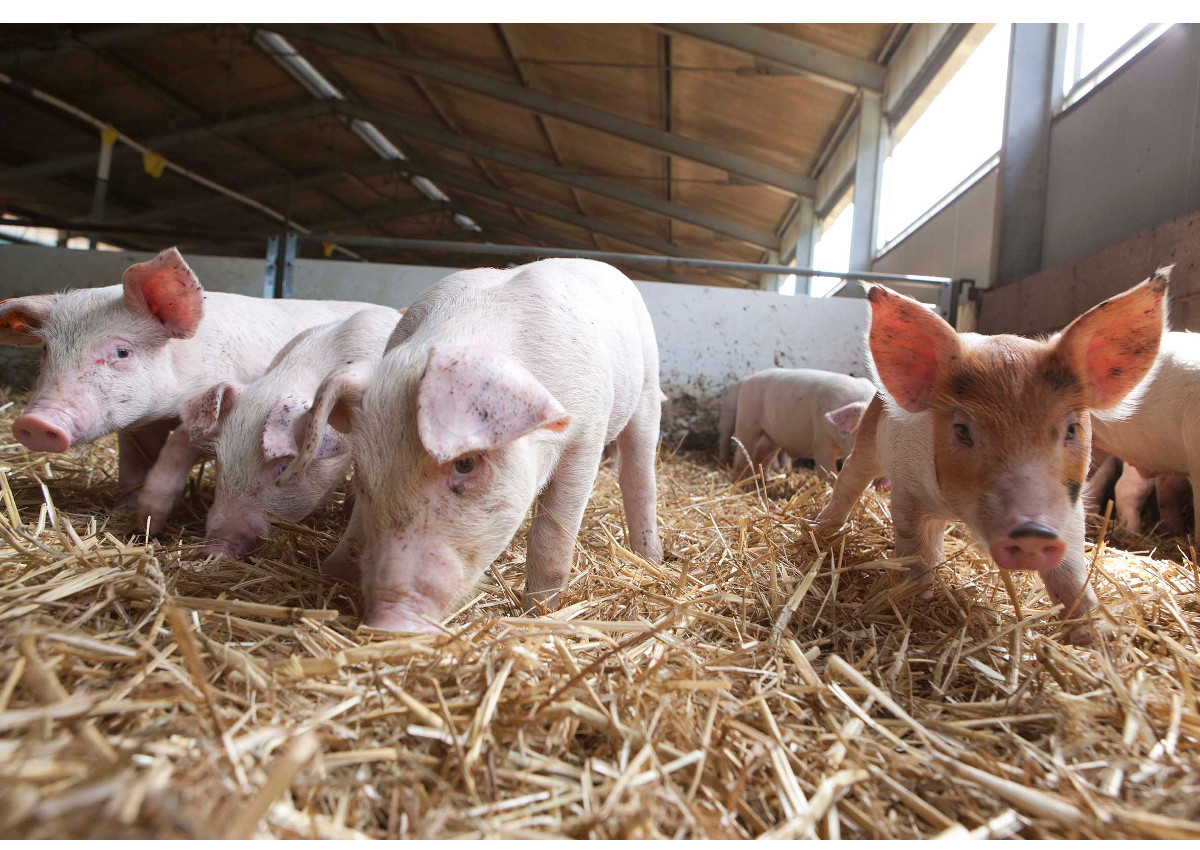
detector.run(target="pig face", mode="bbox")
[187,385,350,558]
[868,271,1167,573]
[5,248,204,452]
[283,346,570,631]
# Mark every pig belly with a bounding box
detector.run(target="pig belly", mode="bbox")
[761,405,818,458]
[1091,419,1189,479]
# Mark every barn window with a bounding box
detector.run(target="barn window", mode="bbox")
[876,25,1011,250]
[811,200,855,298]
[1060,23,1174,110]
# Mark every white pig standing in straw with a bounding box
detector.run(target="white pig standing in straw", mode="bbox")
[281,259,665,632]
[138,307,401,557]
[816,270,1169,641]
[0,248,370,513]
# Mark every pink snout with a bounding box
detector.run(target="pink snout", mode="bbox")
[204,510,272,560]
[362,607,441,634]
[13,410,72,453]
[989,521,1067,572]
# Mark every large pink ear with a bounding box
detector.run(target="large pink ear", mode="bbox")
[1054,267,1169,409]
[866,285,961,412]
[417,346,570,464]
[182,382,242,445]
[825,400,870,436]
[280,361,374,484]
[262,394,347,462]
[123,247,204,339]
[0,295,58,347]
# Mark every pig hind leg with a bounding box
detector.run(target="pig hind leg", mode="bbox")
[1155,474,1191,537]
[1114,464,1155,534]
[117,420,175,506]
[616,393,665,563]
[813,437,839,483]
[815,396,884,537]
[523,444,603,615]
[1083,451,1120,516]
[135,426,201,534]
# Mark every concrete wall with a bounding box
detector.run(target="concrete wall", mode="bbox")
[978,206,1200,335]
[0,245,869,444]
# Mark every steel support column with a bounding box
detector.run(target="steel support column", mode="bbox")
[846,91,884,298]
[87,126,118,250]
[991,24,1061,287]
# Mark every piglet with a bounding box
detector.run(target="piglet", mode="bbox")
[0,248,371,508]
[136,307,400,557]
[281,259,664,632]
[816,270,1169,635]
[1090,330,1200,537]
[718,367,876,482]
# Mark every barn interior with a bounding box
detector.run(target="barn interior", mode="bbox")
[1,22,1200,839]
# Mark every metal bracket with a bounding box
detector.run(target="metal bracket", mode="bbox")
[263,235,279,298]
[263,232,298,298]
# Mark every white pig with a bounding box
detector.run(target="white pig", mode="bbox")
[281,259,664,632]
[718,368,876,482]
[816,271,1169,637]
[136,307,401,556]
[1089,331,1200,535]
[0,248,371,510]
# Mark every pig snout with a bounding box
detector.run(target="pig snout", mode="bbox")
[989,520,1067,572]
[13,407,74,452]
[360,537,463,633]
[204,507,272,559]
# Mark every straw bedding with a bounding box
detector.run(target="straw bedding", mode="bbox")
[1,386,1199,839]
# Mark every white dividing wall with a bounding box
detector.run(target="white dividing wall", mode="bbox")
[0,245,869,442]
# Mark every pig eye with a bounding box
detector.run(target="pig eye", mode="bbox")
[453,456,478,476]
[1065,422,1079,442]
[115,348,130,359]
[953,423,973,447]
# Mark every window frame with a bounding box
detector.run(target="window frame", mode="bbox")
[1057,23,1173,115]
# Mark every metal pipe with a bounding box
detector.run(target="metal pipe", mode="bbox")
[4,216,954,289]
[291,232,954,287]
[88,126,117,250]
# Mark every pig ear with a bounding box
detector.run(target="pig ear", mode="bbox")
[182,382,243,444]
[261,394,348,462]
[866,285,961,413]
[280,362,373,484]
[417,345,570,464]
[0,295,58,347]
[825,400,869,436]
[1054,267,1170,409]
[123,247,205,339]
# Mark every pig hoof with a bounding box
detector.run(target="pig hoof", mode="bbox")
[1061,623,1096,646]
[871,477,892,493]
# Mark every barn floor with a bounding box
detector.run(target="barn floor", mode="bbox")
[1,389,1199,839]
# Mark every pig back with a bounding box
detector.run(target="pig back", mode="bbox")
[1091,331,1200,475]
[752,369,874,456]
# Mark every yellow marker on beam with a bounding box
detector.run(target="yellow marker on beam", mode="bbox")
[142,151,167,178]
[323,242,335,258]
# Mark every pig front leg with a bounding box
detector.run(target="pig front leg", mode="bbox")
[891,489,945,595]
[522,445,602,614]
[135,426,201,535]
[322,500,363,582]
[813,438,839,483]
[616,393,664,563]
[1038,504,1098,642]
[1114,463,1155,534]
[116,420,175,508]
[815,396,884,537]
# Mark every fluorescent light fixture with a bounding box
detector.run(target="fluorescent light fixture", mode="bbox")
[257,30,478,232]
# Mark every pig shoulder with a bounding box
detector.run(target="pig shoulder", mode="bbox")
[875,409,948,516]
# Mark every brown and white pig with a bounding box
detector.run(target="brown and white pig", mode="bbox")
[1086,331,1200,538]
[815,270,1169,634]
[280,259,664,632]
[719,368,877,482]
[136,307,401,555]
[0,248,371,507]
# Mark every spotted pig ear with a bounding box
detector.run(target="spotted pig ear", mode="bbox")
[416,345,570,464]
[123,247,204,339]
[1054,268,1169,410]
[182,382,243,445]
[261,394,347,463]
[865,285,961,413]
